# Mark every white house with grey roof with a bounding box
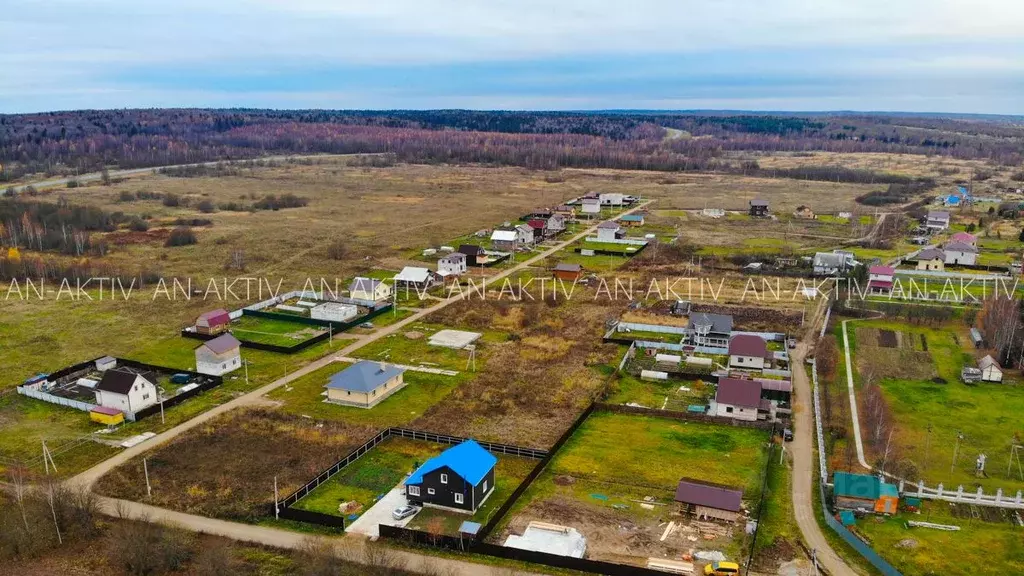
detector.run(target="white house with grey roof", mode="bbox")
[596,221,623,242]
[943,241,978,265]
[349,277,392,302]
[813,251,855,276]
[926,211,951,231]
[325,361,406,408]
[195,333,242,376]
[687,312,734,348]
[438,252,467,277]
[93,369,158,414]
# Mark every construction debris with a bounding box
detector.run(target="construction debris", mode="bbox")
[646,558,694,574]
[659,521,676,542]
[906,521,961,531]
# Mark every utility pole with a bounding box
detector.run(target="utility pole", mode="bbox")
[952,431,965,474]
[274,476,280,520]
[244,358,250,387]
[144,457,152,497]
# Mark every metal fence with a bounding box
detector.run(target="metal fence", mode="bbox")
[16,386,96,413]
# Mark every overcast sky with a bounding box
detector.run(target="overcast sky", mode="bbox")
[3,0,1024,114]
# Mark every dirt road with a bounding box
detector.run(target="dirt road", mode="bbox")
[787,301,861,576]
[68,203,651,574]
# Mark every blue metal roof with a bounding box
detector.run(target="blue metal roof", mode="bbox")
[619,214,643,221]
[325,361,404,393]
[946,195,961,206]
[407,440,497,486]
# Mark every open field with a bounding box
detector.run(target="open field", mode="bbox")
[847,319,1024,493]
[495,411,770,566]
[266,360,465,428]
[604,372,715,411]
[95,409,376,521]
[854,500,1024,576]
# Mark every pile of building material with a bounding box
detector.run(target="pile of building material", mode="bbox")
[504,521,587,558]
[428,329,482,349]
[311,302,358,322]
[645,558,694,574]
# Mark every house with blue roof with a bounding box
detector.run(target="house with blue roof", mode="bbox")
[324,361,405,408]
[405,440,497,513]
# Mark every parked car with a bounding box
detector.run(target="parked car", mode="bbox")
[705,561,740,576]
[392,505,419,521]
[783,428,794,442]
[360,322,375,329]
[786,338,796,349]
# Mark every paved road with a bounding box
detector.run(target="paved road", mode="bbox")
[788,303,860,576]
[68,201,652,574]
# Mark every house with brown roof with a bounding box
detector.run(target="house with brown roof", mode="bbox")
[674,479,744,523]
[552,262,583,282]
[195,333,242,376]
[915,248,945,271]
[595,221,623,242]
[196,309,231,335]
[867,265,895,295]
[458,244,486,266]
[713,377,762,421]
[728,334,768,370]
[943,241,978,265]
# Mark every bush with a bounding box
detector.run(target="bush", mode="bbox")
[119,191,137,202]
[196,199,216,213]
[165,226,197,247]
[66,179,80,188]
[253,194,309,210]
[162,193,181,207]
[107,521,195,575]
[326,239,348,260]
[128,218,149,232]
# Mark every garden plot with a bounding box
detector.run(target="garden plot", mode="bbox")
[265,361,464,428]
[853,326,936,381]
[495,411,770,567]
[848,320,1024,493]
[95,409,376,521]
[352,322,507,371]
[291,437,442,522]
[229,315,326,347]
[852,499,1024,576]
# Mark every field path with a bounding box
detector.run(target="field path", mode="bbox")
[67,201,652,574]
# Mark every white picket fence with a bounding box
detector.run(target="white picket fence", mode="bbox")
[900,479,1024,510]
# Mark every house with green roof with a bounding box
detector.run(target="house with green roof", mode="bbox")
[832,471,899,514]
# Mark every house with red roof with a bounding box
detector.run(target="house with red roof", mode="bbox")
[867,265,895,295]
[949,231,977,247]
[727,334,768,370]
[196,309,231,335]
[195,333,242,376]
[713,377,762,421]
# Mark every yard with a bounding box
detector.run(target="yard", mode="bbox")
[603,372,714,411]
[854,500,1024,576]
[494,411,771,565]
[291,437,443,521]
[265,360,465,428]
[351,322,508,371]
[0,335,336,478]
[848,319,1024,493]
[230,315,327,347]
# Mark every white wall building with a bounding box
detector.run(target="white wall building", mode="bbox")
[93,370,158,414]
[195,334,242,376]
[943,241,978,265]
[311,302,359,322]
[599,193,625,206]
[438,252,467,277]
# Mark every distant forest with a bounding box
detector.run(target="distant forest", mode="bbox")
[2,109,1022,181]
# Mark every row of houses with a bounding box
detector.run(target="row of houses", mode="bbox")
[914,232,979,269]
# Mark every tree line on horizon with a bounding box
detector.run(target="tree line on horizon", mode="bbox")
[1,109,1021,181]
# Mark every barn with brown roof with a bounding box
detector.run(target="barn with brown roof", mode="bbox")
[674,478,744,522]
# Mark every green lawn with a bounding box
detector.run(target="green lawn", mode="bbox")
[0,334,335,477]
[352,322,507,371]
[549,411,769,491]
[231,315,326,347]
[604,373,713,410]
[266,361,464,427]
[855,501,1024,576]
[292,437,443,520]
[848,319,1024,492]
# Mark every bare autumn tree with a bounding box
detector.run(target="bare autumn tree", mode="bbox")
[979,297,1022,365]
